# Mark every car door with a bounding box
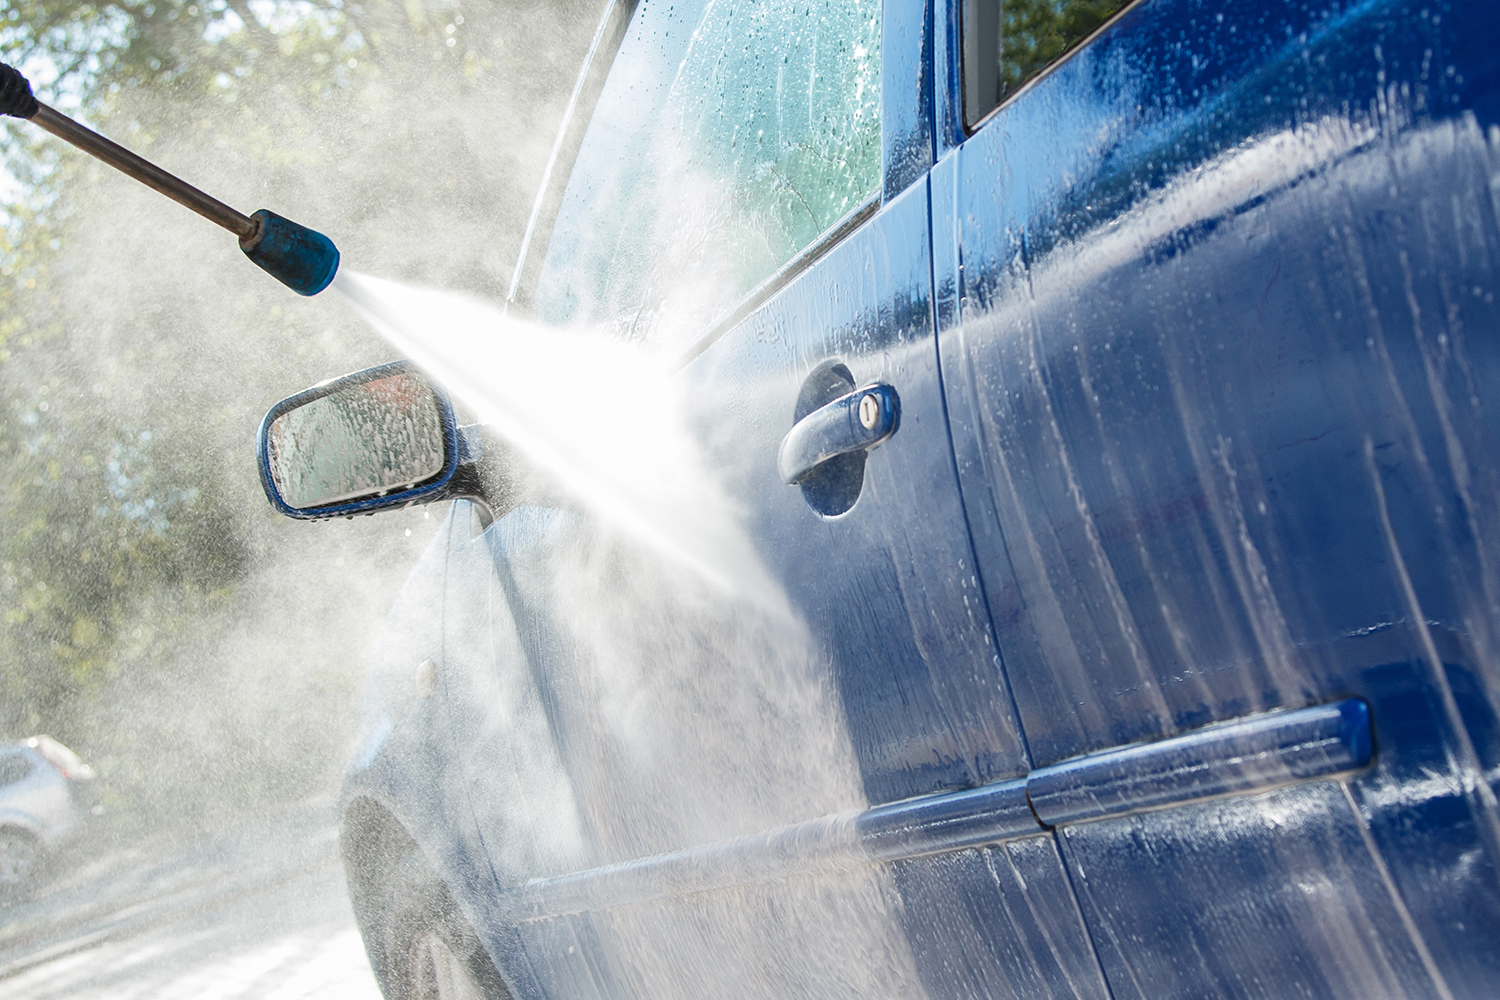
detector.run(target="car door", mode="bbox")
[935,0,1500,997]
[437,2,1114,999]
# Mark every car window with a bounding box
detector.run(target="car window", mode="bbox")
[534,0,882,349]
[0,752,36,787]
[962,0,1131,129]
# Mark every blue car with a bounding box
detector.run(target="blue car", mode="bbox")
[259,0,1500,997]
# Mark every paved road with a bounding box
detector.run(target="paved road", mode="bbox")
[0,801,382,1000]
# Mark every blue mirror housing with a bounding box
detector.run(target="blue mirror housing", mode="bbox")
[257,361,465,520]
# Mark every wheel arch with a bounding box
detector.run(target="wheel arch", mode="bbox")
[341,795,417,995]
[341,794,515,1000]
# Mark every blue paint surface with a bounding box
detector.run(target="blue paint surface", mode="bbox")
[328,0,1500,996]
[934,0,1500,995]
[685,176,1030,806]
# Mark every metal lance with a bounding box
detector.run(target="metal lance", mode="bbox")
[0,62,339,296]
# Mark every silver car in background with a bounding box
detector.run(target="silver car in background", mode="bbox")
[0,736,99,900]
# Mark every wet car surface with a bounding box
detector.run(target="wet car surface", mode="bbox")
[2,0,1494,996]
[253,0,1500,998]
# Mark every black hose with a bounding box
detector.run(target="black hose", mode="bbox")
[0,63,39,120]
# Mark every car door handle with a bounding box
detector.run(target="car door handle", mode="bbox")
[778,383,900,485]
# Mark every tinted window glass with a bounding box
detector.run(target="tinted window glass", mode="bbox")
[963,0,1129,128]
[0,753,35,787]
[536,0,882,348]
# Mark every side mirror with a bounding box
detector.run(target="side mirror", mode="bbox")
[258,361,466,519]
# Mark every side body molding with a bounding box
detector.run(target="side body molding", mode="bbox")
[1026,699,1372,826]
[487,700,1373,925]
[860,776,1035,860]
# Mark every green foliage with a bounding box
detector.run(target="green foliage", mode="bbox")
[1000,0,1126,98]
[0,0,601,827]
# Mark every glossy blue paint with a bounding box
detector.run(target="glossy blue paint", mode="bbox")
[1063,779,1452,1000]
[776,383,900,485]
[1341,646,1500,998]
[1027,698,1371,826]
[337,511,514,971]
[310,0,1500,995]
[935,0,1500,995]
[890,839,1111,1000]
[685,178,1027,805]
[881,0,935,201]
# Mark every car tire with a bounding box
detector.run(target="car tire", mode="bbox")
[0,827,41,903]
[377,845,513,1000]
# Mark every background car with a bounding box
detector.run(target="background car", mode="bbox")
[260,0,1500,998]
[0,736,100,901]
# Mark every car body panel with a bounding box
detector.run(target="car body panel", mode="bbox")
[340,511,513,950]
[681,178,1027,803]
[331,0,1500,997]
[934,0,1500,995]
[431,158,1059,1000]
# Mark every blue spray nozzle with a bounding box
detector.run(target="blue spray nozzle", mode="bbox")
[3,60,341,297]
[239,209,340,296]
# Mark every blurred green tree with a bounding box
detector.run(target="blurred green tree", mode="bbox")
[0,0,599,826]
[998,0,1125,99]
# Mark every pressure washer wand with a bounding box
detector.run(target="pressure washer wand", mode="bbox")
[0,62,339,296]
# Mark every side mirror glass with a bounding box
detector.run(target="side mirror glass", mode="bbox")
[258,361,460,518]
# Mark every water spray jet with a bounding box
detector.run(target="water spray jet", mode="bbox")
[0,62,339,296]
